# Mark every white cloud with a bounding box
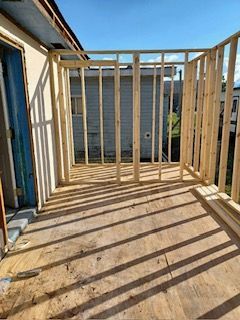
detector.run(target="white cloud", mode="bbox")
[146,54,180,63]
[102,57,114,60]
[223,54,240,83]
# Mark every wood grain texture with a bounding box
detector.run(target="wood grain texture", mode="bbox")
[0,165,240,319]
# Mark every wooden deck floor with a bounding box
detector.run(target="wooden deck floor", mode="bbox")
[69,163,187,184]
[1,166,240,319]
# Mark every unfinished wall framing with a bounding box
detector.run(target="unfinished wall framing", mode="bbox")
[50,49,205,184]
[50,31,240,227]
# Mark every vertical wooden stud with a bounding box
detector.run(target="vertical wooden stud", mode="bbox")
[181,60,193,170]
[158,53,164,180]
[133,53,141,181]
[81,67,89,165]
[200,52,211,179]
[218,37,238,192]
[115,61,121,183]
[204,49,217,180]
[209,46,224,183]
[57,55,70,183]
[180,52,189,179]
[151,65,157,163]
[231,99,240,202]
[99,66,104,164]
[168,65,174,163]
[187,60,198,165]
[193,56,205,172]
[49,53,64,182]
[64,68,75,166]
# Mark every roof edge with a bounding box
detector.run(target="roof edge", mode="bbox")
[34,0,89,59]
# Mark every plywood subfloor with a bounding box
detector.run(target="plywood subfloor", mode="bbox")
[69,163,189,184]
[0,167,240,319]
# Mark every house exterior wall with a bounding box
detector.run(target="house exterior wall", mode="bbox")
[0,14,58,209]
[220,87,240,133]
[70,75,170,162]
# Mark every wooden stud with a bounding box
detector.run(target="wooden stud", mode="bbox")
[168,65,174,163]
[151,65,157,163]
[231,99,240,202]
[182,61,193,167]
[80,67,89,165]
[209,46,224,183]
[199,52,211,179]
[204,49,217,180]
[180,52,189,179]
[114,62,121,183]
[133,53,141,181]
[218,37,238,192]
[193,56,205,172]
[99,67,104,164]
[158,53,164,180]
[187,60,198,165]
[64,68,75,166]
[57,55,70,183]
[49,53,64,181]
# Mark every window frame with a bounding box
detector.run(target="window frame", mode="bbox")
[71,95,83,116]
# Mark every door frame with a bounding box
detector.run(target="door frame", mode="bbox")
[0,31,39,207]
[0,59,19,208]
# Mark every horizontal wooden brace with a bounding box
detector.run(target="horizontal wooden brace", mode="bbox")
[59,60,117,68]
[52,48,209,55]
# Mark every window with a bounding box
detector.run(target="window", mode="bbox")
[71,96,82,115]
[232,97,238,113]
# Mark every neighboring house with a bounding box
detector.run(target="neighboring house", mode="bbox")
[220,87,240,133]
[0,0,87,253]
[70,68,181,162]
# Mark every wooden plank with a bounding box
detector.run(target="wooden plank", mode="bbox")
[133,53,141,181]
[151,65,157,163]
[231,99,240,202]
[187,60,198,165]
[53,48,210,55]
[218,37,238,192]
[0,175,8,249]
[168,65,174,163]
[199,52,211,179]
[64,68,75,166]
[180,52,189,179]
[114,62,121,183]
[204,49,217,180]
[193,56,205,172]
[80,67,89,165]
[183,61,193,165]
[2,164,240,319]
[140,62,184,66]
[195,185,240,237]
[57,56,70,183]
[158,53,165,179]
[209,46,224,183]
[99,67,104,164]
[59,60,117,68]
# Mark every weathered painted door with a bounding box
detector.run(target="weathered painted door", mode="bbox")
[0,60,18,208]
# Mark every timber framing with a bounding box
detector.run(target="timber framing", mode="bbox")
[49,30,240,237]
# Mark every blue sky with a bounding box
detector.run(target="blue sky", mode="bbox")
[56,0,240,81]
[56,0,240,50]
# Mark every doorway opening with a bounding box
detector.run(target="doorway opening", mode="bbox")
[0,41,36,227]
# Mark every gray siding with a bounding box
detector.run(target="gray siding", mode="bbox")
[70,75,173,162]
